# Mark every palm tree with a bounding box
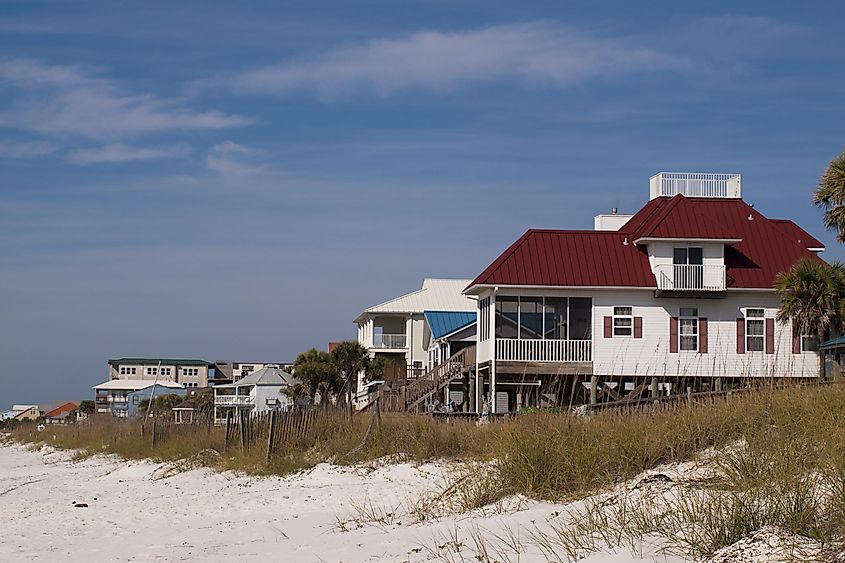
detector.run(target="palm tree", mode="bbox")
[776,259,845,377]
[294,348,335,403]
[330,341,369,420]
[813,149,845,242]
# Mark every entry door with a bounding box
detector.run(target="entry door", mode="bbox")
[673,247,703,289]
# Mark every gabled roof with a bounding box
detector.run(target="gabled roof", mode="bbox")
[468,195,823,291]
[355,278,475,323]
[108,358,210,367]
[93,380,183,391]
[44,402,77,418]
[216,366,298,388]
[425,311,476,340]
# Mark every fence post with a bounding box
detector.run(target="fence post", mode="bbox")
[151,418,157,449]
[224,411,232,453]
[266,410,277,463]
[239,409,246,452]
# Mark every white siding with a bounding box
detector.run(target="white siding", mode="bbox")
[479,287,817,379]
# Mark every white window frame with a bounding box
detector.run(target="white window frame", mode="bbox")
[613,306,633,337]
[679,307,699,351]
[745,308,765,352]
[802,334,819,352]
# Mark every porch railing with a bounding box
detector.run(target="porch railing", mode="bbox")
[496,339,592,362]
[655,264,726,291]
[373,333,407,349]
[214,395,254,405]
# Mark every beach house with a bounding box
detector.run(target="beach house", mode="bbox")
[94,380,186,417]
[464,172,824,412]
[213,365,300,424]
[108,358,212,388]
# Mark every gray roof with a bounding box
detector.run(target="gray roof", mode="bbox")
[217,366,299,388]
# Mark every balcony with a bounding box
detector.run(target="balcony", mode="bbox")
[496,339,592,363]
[650,172,741,200]
[372,333,407,349]
[214,395,254,406]
[654,264,726,294]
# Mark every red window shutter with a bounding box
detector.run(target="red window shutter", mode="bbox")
[669,317,678,353]
[603,316,613,338]
[765,318,775,354]
[633,317,643,339]
[736,318,745,354]
[792,322,801,354]
[699,318,708,353]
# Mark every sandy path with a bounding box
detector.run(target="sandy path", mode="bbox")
[0,444,682,562]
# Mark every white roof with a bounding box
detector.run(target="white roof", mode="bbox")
[356,279,475,322]
[93,379,183,391]
[215,366,299,388]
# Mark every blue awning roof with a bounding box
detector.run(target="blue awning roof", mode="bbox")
[820,336,845,349]
[424,310,476,340]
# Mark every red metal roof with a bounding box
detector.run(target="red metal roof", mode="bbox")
[470,230,655,288]
[44,402,77,418]
[770,219,825,250]
[468,195,823,290]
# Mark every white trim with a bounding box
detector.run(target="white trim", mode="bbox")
[634,237,742,245]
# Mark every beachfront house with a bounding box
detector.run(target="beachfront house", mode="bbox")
[213,365,300,424]
[108,358,212,388]
[464,172,824,413]
[355,278,475,384]
[94,380,186,418]
[43,402,78,424]
[211,361,295,385]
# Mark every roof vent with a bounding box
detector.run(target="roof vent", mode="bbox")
[650,172,741,200]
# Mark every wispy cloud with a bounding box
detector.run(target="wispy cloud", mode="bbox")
[0,59,252,139]
[0,139,55,158]
[205,141,267,181]
[233,22,687,97]
[66,143,190,164]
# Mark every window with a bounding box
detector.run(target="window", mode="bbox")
[146,367,157,375]
[543,297,568,339]
[161,367,171,376]
[495,297,519,338]
[673,247,704,289]
[746,309,765,352]
[479,297,491,341]
[679,307,699,351]
[519,297,543,339]
[802,335,819,352]
[120,367,126,375]
[131,367,136,374]
[613,307,633,337]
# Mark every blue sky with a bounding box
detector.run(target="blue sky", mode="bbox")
[2,1,844,404]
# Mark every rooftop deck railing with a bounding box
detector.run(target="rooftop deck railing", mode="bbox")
[650,172,741,199]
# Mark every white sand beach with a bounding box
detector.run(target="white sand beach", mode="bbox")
[0,443,690,562]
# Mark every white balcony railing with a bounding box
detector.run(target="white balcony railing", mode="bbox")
[650,172,741,200]
[214,395,254,406]
[373,333,407,349]
[655,264,726,291]
[496,339,592,362]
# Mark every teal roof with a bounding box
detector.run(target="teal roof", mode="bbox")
[820,336,845,349]
[425,310,476,340]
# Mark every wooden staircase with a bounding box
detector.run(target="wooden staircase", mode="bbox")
[380,346,476,412]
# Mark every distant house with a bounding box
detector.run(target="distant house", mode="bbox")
[11,405,40,421]
[107,358,212,388]
[355,279,475,385]
[94,380,185,418]
[172,400,198,424]
[211,361,295,385]
[213,365,300,424]
[44,402,78,424]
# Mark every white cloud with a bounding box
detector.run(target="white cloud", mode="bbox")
[205,141,266,181]
[66,143,190,164]
[0,139,55,158]
[234,22,686,96]
[0,59,252,139]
